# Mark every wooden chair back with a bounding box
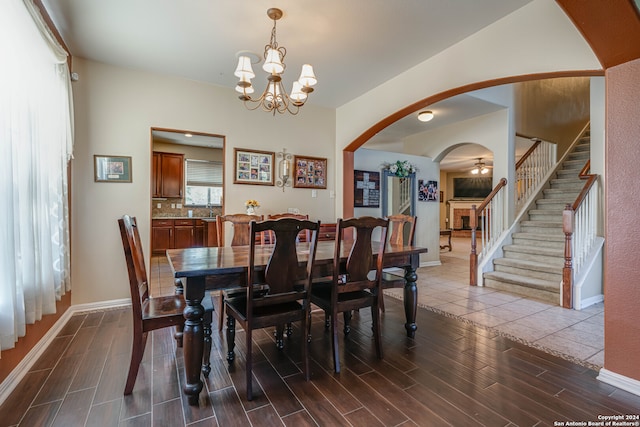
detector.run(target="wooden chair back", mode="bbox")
[216,213,263,246]
[386,214,416,246]
[335,216,389,295]
[118,215,150,321]
[249,218,320,306]
[266,212,310,243]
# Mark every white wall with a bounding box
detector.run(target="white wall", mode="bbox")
[70,58,335,304]
[333,0,600,217]
[354,149,439,264]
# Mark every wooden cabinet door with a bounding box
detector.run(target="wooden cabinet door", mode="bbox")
[160,153,183,198]
[152,152,161,198]
[194,221,205,247]
[174,219,194,249]
[174,226,193,249]
[204,220,218,247]
[152,220,173,254]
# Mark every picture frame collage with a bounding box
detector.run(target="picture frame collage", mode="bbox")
[233,148,327,189]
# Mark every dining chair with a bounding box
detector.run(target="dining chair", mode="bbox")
[224,217,320,400]
[380,214,417,312]
[118,215,214,395]
[310,216,389,373]
[214,213,264,330]
[266,213,310,243]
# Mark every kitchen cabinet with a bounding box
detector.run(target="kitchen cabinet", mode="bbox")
[174,219,195,249]
[152,219,174,254]
[152,218,211,254]
[152,151,184,198]
[194,220,205,247]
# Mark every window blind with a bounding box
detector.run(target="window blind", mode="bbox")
[186,159,222,186]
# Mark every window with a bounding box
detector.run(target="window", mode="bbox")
[1,0,73,350]
[185,159,223,206]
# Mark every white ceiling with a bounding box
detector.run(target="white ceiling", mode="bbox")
[41,0,534,170]
[41,0,532,109]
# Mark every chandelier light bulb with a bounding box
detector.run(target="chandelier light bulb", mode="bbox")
[290,81,307,103]
[298,64,317,87]
[263,48,284,74]
[234,56,255,79]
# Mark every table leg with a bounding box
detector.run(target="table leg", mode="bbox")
[403,265,418,338]
[183,276,205,406]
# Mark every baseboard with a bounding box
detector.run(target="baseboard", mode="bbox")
[421,260,441,267]
[598,368,640,397]
[577,294,604,310]
[0,298,131,404]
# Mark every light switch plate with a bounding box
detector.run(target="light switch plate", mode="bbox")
[157,203,161,209]
[311,190,317,198]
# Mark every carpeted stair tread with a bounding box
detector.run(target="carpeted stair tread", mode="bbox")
[494,257,562,274]
[483,271,559,293]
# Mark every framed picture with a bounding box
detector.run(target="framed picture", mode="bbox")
[418,179,438,201]
[233,148,275,186]
[293,155,327,189]
[353,170,380,207]
[94,155,132,182]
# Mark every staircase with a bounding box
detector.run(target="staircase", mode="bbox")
[482,132,591,304]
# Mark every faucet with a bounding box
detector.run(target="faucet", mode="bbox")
[207,203,213,218]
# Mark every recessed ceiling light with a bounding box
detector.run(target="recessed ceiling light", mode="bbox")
[418,110,434,122]
[184,133,193,137]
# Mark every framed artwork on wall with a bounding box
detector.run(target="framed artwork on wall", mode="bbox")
[293,155,327,189]
[418,179,439,201]
[353,170,380,207]
[94,155,132,182]
[233,148,275,185]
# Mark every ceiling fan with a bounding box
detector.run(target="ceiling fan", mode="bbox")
[470,158,491,175]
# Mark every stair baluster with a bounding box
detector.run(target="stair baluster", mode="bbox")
[470,178,508,286]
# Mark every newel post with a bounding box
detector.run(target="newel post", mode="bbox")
[470,204,478,286]
[562,204,573,309]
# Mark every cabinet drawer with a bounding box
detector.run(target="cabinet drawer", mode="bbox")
[153,219,173,227]
[175,219,195,226]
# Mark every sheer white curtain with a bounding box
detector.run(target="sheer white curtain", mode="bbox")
[0,0,74,352]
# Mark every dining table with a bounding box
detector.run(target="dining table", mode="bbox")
[166,240,428,405]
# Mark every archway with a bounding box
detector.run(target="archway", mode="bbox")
[341,71,601,219]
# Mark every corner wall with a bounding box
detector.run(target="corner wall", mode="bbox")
[604,57,640,383]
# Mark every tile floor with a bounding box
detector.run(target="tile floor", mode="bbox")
[384,236,604,370]
[150,236,604,371]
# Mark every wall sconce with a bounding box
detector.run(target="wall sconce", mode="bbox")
[276,148,292,191]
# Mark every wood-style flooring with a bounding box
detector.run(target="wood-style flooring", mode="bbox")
[1,296,639,426]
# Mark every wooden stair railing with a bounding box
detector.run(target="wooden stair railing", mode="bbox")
[470,178,507,286]
[515,136,557,214]
[562,160,598,308]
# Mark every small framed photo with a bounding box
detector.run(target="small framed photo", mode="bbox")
[293,155,327,189]
[94,155,132,183]
[418,179,439,201]
[234,148,274,185]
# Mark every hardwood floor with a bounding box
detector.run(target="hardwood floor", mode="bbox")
[1,297,639,426]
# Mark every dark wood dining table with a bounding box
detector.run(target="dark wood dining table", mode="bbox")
[166,240,428,405]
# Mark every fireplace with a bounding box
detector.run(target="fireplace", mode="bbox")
[461,215,471,230]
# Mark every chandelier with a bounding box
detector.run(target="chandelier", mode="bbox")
[234,8,317,115]
[471,158,489,175]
